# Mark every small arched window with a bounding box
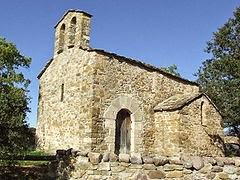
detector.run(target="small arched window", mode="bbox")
[58,24,65,53]
[201,101,207,126]
[69,17,77,47]
[115,109,131,155]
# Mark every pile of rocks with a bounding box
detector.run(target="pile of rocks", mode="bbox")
[57,151,240,179]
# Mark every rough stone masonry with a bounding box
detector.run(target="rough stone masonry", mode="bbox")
[55,151,240,179]
[36,9,225,160]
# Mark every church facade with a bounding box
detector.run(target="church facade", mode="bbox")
[36,10,225,157]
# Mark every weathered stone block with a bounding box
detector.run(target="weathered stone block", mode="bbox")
[223,157,235,165]
[88,152,102,165]
[183,169,192,174]
[110,162,119,167]
[223,165,237,174]
[234,157,240,167]
[211,166,223,172]
[143,164,156,170]
[199,163,212,174]
[153,156,168,166]
[216,172,229,179]
[203,157,217,165]
[192,156,204,170]
[119,154,130,163]
[163,164,183,171]
[129,164,143,169]
[111,166,126,173]
[133,171,148,180]
[168,156,183,165]
[148,170,165,179]
[119,162,130,167]
[102,152,110,162]
[206,172,216,179]
[130,153,142,164]
[165,170,183,178]
[215,157,224,167]
[181,155,193,169]
[98,162,111,171]
[142,156,153,164]
[109,153,118,162]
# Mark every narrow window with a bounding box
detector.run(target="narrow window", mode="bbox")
[61,83,64,102]
[58,24,65,53]
[115,109,131,155]
[69,17,77,47]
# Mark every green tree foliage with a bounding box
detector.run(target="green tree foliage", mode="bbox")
[196,7,240,136]
[160,64,181,77]
[0,37,33,160]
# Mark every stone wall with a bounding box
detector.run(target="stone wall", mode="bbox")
[92,52,199,155]
[178,96,224,157]
[36,48,96,153]
[58,151,240,179]
[37,48,224,156]
[154,95,224,157]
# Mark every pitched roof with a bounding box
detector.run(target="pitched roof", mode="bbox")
[89,49,199,86]
[54,9,92,28]
[37,48,198,87]
[154,92,202,111]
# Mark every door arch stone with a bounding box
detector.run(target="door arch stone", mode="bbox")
[103,95,143,154]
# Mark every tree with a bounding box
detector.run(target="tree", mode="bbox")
[160,64,181,77]
[0,37,32,160]
[196,7,240,136]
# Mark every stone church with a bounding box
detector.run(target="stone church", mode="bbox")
[36,10,225,157]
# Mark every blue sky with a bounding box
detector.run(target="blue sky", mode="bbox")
[0,1,239,127]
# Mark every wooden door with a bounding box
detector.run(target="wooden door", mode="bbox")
[115,109,131,155]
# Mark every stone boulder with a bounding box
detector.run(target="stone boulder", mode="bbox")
[168,156,183,165]
[88,152,102,165]
[192,156,204,170]
[102,152,110,162]
[203,157,217,165]
[143,156,154,164]
[180,155,192,169]
[119,153,130,163]
[109,153,118,162]
[130,153,142,164]
[153,156,168,166]
[148,170,165,179]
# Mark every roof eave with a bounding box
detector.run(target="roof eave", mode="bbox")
[37,58,53,79]
[90,48,199,86]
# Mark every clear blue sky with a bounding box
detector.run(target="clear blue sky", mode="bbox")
[0,1,239,127]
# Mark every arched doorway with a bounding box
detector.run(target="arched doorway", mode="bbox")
[115,109,131,155]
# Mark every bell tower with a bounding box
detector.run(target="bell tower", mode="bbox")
[54,9,92,55]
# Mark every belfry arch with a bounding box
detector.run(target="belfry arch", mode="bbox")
[69,17,77,46]
[103,95,143,154]
[59,24,65,51]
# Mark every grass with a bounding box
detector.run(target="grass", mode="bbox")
[17,160,49,166]
[24,150,50,156]
[0,160,49,166]
[0,151,56,179]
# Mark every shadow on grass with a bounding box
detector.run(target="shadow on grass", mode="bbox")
[0,164,56,180]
